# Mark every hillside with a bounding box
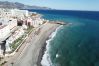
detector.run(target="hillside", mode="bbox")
[0,1,51,10]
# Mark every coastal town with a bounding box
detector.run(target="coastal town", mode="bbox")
[0,0,98,66]
[0,8,65,66]
[0,8,50,66]
[0,7,68,66]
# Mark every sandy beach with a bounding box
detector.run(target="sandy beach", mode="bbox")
[4,22,60,66]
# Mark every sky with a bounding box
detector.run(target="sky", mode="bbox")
[0,0,99,11]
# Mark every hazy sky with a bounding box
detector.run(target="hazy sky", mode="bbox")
[0,0,99,11]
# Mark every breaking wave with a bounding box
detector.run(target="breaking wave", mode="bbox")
[41,25,63,66]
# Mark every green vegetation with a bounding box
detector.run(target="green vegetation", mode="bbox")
[0,26,34,66]
[0,57,3,61]
[0,61,7,66]
[26,26,33,34]
[0,57,4,66]
[10,26,33,52]
[10,35,24,52]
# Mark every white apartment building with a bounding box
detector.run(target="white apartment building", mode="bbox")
[26,17,44,27]
[0,25,10,56]
[6,27,24,52]
[0,25,10,40]
[11,9,29,19]
[0,44,3,56]
[0,17,17,31]
[0,18,17,55]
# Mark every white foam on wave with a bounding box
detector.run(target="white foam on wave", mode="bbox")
[56,54,60,58]
[41,25,63,66]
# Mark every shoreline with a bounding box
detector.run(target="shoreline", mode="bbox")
[37,25,61,66]
[37,34,51,66]
[39,25,63,66]
[5,22,61,66]
[37,23,61,66]
[37,25,63,66]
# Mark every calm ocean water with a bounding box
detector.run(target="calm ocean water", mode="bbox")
[29,10,99,66]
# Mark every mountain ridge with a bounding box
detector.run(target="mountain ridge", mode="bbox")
[0,1,52,10]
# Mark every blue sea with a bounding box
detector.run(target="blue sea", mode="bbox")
[29,10,99,66]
